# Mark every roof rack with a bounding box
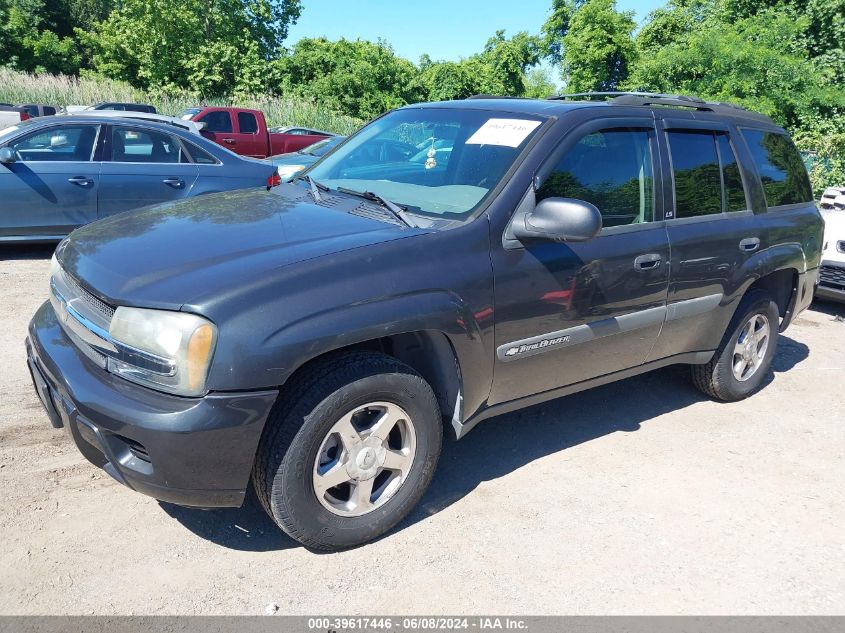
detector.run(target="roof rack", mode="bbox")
[465,94,526,100]
[548,91,773,123]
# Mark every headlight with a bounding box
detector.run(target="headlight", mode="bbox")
[107,307,217,397]
[277,164,306,181]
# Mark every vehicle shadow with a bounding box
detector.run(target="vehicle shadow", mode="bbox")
[158,489,298,552]
[810,298,845,320]
[161,336,808,552]
[0,243,57,261]
[398,335,810,534]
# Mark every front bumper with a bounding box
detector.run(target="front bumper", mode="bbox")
[26,301,278,508]
[816,261,845,303]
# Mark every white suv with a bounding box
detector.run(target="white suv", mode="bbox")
[817,212,845,302]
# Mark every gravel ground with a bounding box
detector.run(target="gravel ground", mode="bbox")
[1,244,843,616]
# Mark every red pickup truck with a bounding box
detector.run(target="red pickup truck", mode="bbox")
[180,107,333,159]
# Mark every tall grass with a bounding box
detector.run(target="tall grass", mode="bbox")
[0,68,363,134]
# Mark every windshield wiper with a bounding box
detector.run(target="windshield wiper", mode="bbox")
[294,174,329,203]
[335,187,416,228]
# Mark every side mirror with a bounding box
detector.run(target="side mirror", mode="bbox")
[0,147,16,164]
[512,197,603,243]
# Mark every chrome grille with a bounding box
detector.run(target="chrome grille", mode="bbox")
[50,267,116,368]
[63,272,114,320]
[820,265,845,290]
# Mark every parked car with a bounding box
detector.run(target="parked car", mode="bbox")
[66,109,207,136]
[179,106,333,158]
[59,106,89,114]
[270,135,346,180]
[0,114,277,241]
[16,104,57,118]
[816,212,845,302]
[88,102,157,113]
[27,93,822,551]
[0,105,30,128]
[819,186,845,213]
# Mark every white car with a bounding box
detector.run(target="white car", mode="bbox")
[817,211,845,302]
[65,110,206,135]
[819,186,845,212]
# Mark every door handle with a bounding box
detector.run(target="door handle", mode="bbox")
[634,253,662,271]
[739,237,760,252]
[163,177,185,188]
[222,138,236,145]
[67,176,93,187]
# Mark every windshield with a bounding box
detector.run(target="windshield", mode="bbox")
[307,108,545,220]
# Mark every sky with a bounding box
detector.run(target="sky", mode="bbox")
[285,0,665,64]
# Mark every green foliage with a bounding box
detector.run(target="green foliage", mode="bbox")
[273,38,423,120]
[80,0,301,94]
[560,0,637,91]
[523,67,558,99]
[419,31,543,101]
[0,0,83,74]
[541,0,585,65]
[627,8,843,129]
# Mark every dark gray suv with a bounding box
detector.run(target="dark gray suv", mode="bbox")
[26,93,823,550]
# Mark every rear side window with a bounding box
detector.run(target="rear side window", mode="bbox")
[237,112,258,134]
[741,129,813,207]
[538,128,655,227]
[667,130,749,216]
[198,111,233,133]
[44,106,56,116]
[668,131,722,217]
[110,127,183,163]
[184,141,218,164]
[717,135,747,212]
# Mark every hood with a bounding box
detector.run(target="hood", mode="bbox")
[58,186,427,310]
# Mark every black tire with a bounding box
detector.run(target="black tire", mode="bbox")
[252,351,442,551]
[691,290,780,401]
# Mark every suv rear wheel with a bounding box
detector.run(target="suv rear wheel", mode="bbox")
[253,351,442,551]
[691,289,780,401]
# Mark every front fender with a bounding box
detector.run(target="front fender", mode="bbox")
[260,290,491,418]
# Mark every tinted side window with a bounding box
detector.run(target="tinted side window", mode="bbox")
[667,131,721,217]
[741,129,813,206]
[717,135,747,211]
[111,127,182,163]
[184,141,218,164]
[10,125,98,162]
[237,112,258,134]
[538,128,655,227]
[198,111,233,133]
[44,106,57,116]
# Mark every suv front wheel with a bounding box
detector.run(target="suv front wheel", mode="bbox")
[253,351,443,551]
[692,289,780,401]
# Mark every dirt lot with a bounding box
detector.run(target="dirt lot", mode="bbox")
[0,244,843,615]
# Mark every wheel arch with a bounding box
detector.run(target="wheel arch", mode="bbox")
[252,291,491,439]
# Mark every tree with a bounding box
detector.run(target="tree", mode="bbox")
[523,66,558,98]
[541,0,585,65]
[273,38,423,119]
[560,0,637,91]
[419,30,543,101]
[627,8,843,129]
[0,0,83,74]
[81,0,301,94]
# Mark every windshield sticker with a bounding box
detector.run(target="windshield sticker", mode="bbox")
[466,118,541,148]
